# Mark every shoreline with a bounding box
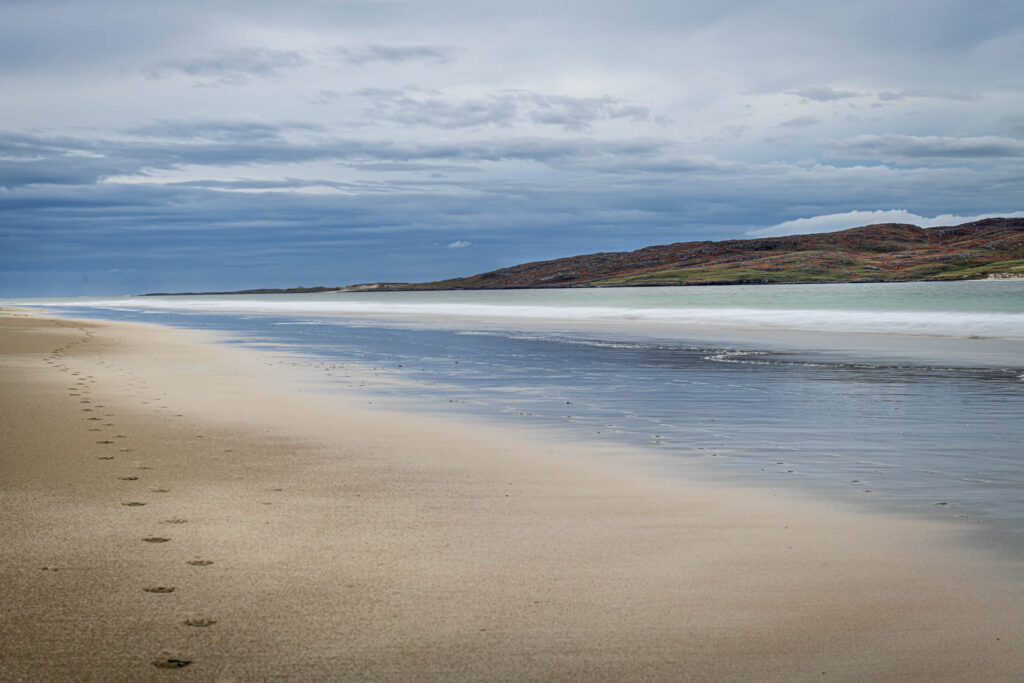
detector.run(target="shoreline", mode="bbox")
[3,308,1024,681]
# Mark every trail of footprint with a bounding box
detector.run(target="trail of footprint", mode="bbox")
[56,348,214,666]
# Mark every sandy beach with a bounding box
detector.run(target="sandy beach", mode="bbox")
[2,307,1024,682]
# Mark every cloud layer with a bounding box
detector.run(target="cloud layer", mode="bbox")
[1,0,1022,295]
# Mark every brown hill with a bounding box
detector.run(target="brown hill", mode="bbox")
[379,218,1024,290]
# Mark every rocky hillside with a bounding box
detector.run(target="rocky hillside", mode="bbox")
[379,218,1024,290]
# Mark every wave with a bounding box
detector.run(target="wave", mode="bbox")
[18,296,1024,339]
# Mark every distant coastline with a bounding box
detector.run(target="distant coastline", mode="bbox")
[144,217,1024,296]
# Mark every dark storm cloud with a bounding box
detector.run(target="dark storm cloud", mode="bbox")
[0,126,673,189]
[778,116,821,128]
[523,93,651,131]
[786,87,862,102]
[129,120,326,142]
[145,48,309,84]
[831,134,1024,161]
[353,89,651,131]
[353,88,519,129]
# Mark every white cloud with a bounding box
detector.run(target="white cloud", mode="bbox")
[747,210,1024,237]
[447,240,471,248]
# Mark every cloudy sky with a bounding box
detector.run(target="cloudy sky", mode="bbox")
[2,0,1022,295]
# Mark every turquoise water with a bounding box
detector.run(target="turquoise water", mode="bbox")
[7,281,1024,552]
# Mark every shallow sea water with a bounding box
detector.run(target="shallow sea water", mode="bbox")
[10,281,1024,550]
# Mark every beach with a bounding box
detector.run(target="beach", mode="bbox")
[3,307,1024,681]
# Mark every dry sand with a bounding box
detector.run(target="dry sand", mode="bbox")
[2,307,1024,681]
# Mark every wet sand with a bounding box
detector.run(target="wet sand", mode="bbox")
[2,307,1024,681]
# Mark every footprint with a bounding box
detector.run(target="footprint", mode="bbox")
[143,586,175,593]
[97,456,115,460]
[118,476,139,481]
[151,653,191,669]
[96,440,114,444]
[150,488,170,493]
[122,501,146,506]
[186,560,213,566]
[183,617,216,627]
[162,518,187,524]
[142,537,170,543]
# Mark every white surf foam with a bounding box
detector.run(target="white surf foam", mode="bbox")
[22,296,1024,340]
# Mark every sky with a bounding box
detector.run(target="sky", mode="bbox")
[1,0,1022,296]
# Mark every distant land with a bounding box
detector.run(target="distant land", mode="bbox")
[145,218,1024,295]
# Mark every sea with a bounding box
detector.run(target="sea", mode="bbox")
[8,281,1024,553]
